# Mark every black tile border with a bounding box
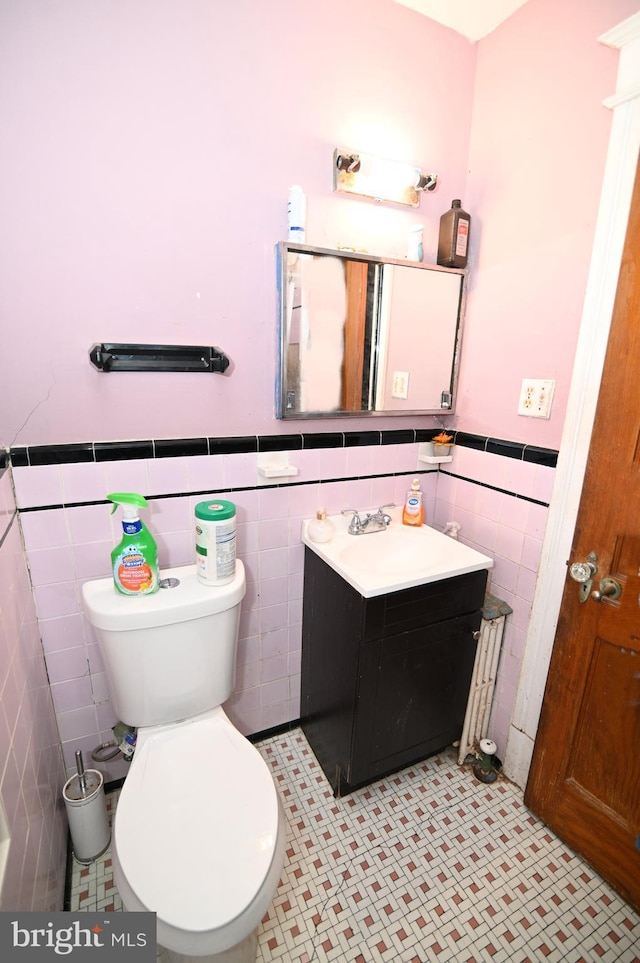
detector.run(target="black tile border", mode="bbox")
[486,438,524,459]
[455,431,487,451]
[247,719,302,744]
[154,437,208,458]
[209,436,258,455]
[8,429,558,469]
[29,443,95,466]
[302,432,343,449]
[438,469,550,508]
[381,428,416,446]
[8,447,29,467]
[345,430,382,447]
[522,444,557,467]
[258,433,303,452]
[95,440,154,462]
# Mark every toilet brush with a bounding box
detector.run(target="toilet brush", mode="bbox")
[75,749,87,796]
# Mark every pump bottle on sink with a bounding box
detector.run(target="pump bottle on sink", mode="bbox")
[108,492,159,596]
[402,478,424,527]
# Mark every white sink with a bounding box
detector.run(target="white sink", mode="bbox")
[301,507,493,598]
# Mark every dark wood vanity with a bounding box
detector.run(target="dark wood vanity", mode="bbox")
[300,548,487,794]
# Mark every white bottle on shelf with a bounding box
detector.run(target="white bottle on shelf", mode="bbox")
[287,185,306,243]
[407,225,424,262]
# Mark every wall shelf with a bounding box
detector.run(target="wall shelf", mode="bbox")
[418,441,453,464]
[257,451,299,479]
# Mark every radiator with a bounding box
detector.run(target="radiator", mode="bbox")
[457,594,512,766]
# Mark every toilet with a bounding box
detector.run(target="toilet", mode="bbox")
[82,562,286,963]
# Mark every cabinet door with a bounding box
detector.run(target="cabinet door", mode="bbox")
[300,548,365,791]
[349,612,480,786]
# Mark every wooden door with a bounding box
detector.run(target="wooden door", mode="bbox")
[525,159,640,911]
[341,260,368,410]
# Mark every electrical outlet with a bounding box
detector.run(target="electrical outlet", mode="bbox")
[391,370,409,400]
[517,379,555,418]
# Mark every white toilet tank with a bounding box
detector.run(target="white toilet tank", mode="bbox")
[82,563,246,727]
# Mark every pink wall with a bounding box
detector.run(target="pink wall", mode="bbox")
[457,0,638,447]
[0,0,475,447]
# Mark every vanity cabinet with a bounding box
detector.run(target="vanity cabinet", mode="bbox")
[300,548,487,794]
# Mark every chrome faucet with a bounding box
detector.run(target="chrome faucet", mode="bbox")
[342,505,394,535]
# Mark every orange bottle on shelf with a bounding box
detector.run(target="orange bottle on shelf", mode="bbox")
[402,478,424,527]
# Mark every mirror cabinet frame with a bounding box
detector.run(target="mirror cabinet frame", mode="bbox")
[276,241,466,420]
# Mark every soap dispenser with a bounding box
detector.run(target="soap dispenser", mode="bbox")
[308,509,334,543]
[402,479,424,527]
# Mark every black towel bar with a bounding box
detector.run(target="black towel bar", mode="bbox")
[89,343,230,373]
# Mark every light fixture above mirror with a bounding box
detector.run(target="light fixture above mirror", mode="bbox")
[333,148,438,207]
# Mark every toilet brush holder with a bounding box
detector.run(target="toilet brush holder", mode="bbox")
[63,750,111,863]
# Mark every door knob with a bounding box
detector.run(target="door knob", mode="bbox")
[568,553,597,583]
[591,577,622,602]
[568,552,598,603]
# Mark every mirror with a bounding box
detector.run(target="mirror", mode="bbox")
[276,242,465,419]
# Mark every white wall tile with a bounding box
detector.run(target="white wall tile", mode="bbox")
[61,462,108,504]
[0,489,66,911]
[12,465,63,510]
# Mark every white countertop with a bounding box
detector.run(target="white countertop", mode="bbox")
[301,507,493,598]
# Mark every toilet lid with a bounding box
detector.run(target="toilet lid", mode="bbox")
[114,712,280,934]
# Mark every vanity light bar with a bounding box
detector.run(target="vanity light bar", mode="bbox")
[333,148,437,207]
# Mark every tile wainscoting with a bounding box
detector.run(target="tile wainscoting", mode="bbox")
[0,467,68,911]
[9,430,557,788]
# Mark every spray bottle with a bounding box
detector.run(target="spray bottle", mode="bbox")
[108,492,159,596]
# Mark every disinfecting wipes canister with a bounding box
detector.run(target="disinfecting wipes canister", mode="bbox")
[195,500,237,586]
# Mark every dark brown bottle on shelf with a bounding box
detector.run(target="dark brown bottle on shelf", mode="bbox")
[437,199,471,268]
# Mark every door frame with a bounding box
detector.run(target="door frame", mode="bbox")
[504,11,640,787]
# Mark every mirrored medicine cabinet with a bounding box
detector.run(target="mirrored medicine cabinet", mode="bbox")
[276,242,466,419]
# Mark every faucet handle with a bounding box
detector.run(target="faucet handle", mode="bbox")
[376,503,394,526]
[341,509,363,533]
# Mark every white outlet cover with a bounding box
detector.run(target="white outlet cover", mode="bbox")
[517,378,555,418]
[391,371,409,400]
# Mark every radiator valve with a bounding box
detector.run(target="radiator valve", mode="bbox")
[473,738,498,783]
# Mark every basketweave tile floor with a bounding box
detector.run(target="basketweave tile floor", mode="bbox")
[68,728,640,963]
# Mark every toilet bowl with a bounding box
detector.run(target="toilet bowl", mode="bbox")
[82,563,286,963]
[112,707,286,960]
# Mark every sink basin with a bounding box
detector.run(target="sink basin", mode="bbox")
[301,507,493,597]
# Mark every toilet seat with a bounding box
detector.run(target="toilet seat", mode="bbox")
[113,708,283,952]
